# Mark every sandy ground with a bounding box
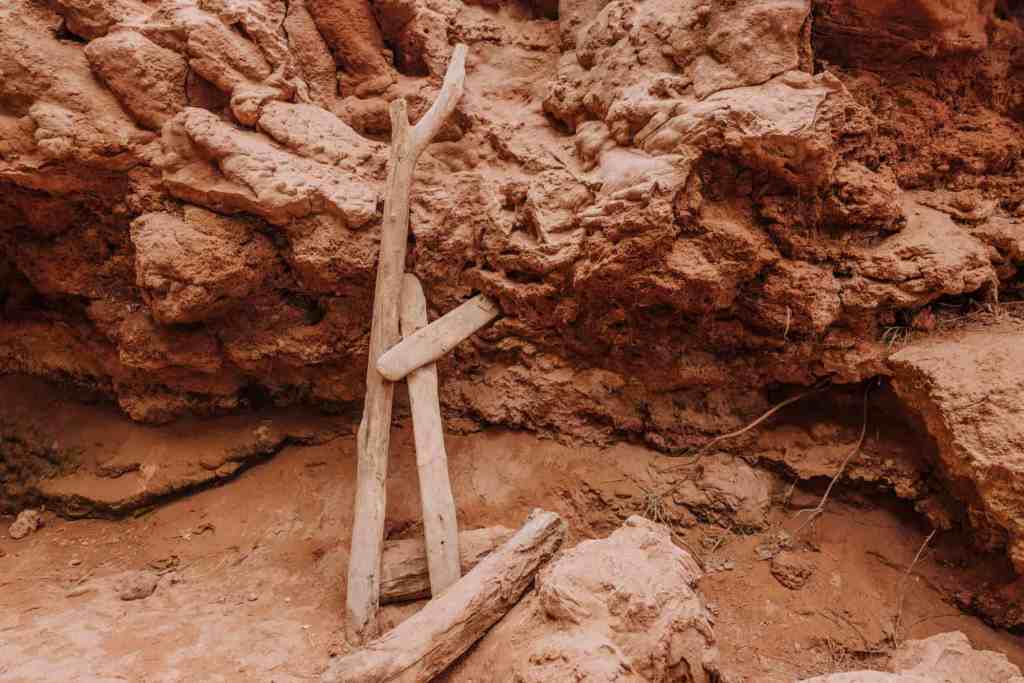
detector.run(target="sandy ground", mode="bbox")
[2,426,1023,682]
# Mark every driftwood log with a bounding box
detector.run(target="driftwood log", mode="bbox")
[399,274,461,598]
[323,510,566,683]
[346,44,468,641]
[381,525,514,603]
[376,294,500,382]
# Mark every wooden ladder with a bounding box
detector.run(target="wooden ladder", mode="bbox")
[344,44,501,642]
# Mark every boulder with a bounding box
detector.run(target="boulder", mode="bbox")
[50,0,150,40]
[159,107,382,227]
[8,509,43,540]
[799,631,1024,683]
[890,325,1024,573]
[843,199,995,311]
[85,30,189,130]
[637,71,854,188]
[448,516,720,682]
[115,571,159,601]
[131,207,278,323]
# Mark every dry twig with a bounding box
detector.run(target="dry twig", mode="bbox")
[658,384,825,472]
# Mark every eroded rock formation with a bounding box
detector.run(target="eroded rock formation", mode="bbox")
[1,0,1024,573]
[890,325,1024,575]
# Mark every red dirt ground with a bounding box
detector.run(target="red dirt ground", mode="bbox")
[2,425,1022,682]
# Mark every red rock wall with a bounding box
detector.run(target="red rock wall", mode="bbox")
[1,0,1022,449]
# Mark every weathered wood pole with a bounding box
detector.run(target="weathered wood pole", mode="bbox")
[346,44,468,642]
[399,274,462,598]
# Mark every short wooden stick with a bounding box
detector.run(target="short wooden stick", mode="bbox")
[376,294,500,382]
[400,274,461,598]
[381,525,514,603]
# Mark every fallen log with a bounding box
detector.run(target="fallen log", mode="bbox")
[400,273,461,598]
[381,525,515,603]
[346,44,468,642]
[376,294,500,382]
[322,509,566,683]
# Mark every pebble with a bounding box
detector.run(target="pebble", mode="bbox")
[8,509,43,540]
[116,571,159,601]
[770,550,817,590]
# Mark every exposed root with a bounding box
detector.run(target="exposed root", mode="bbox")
[791,384,871,537]
[936,298,1024,330]
[892,528,938,644]
[657,383,826,473]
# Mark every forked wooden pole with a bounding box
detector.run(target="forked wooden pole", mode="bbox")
[400,274,461,598]
[346,44,468,642]
[376,294,500,382]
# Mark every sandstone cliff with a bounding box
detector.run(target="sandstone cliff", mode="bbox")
[2,0,1024,582]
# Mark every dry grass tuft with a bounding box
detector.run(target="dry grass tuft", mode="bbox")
[881,325,913,349]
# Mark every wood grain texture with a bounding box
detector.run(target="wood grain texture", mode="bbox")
[400,274,461,599]
[381,525,515,603]
[345,44,468,642]
[376,294,500,382]
[324,509,566,683]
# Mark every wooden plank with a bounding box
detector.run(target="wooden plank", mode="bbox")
[400,273,461,598]
[345,44,468,643]
[381,525,514,603]
[323,510,566,683]
[376,294,500,382]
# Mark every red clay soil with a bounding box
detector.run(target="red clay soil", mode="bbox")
[1,424,1023,682]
